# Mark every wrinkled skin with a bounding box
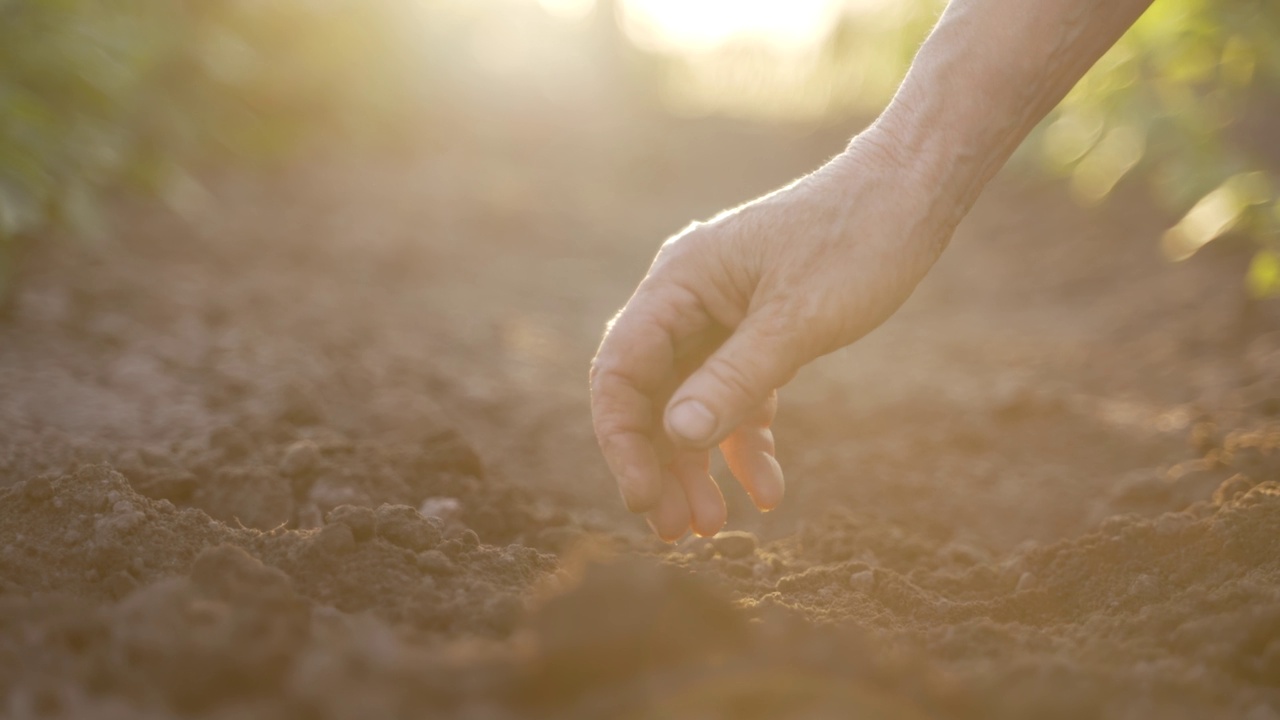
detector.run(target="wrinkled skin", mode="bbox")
[589,0,1156,540]
[589,133,953,540]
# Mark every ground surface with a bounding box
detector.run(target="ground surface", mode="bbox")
[2,117,1280,719]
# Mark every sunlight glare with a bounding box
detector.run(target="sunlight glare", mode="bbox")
[620,0,842,53]
[537,0,595,21]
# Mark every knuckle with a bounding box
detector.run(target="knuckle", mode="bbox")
[759,297,829,356]
[653,223,714,271]
[593,418,632,450]
[592,395,651,440]
[703,356,761,403]
[595,425,625,451]
[751,308,796,340]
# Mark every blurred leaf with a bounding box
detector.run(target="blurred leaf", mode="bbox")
[1162,172,1273,261]
[1220,35,1256,86]
[0,185,39,238]
[1043,110,1105,172]
[0,236,12,313]
[1070,124,1146,204]
[61,180,108,245]
[1246,249,1280,299]
[0,0,443,275]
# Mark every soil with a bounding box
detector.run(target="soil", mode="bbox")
[2,115,1280,719]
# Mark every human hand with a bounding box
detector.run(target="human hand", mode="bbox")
[590,131,957,540]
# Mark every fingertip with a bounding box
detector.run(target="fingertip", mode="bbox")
[689,495,727,536]
[684,477,727,537]
[722,426,785,512]
[751,454,786,511]
[647,517,687,544]
[645,474,692,541]
[691,516,726,538]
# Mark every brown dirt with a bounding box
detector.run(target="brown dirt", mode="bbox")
[2,117,1280,719]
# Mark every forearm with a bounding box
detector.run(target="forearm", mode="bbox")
[865,0,1154,245]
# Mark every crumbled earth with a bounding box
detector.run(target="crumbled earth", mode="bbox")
[2,120,1279,718]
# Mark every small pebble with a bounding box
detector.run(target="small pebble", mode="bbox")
[280,440,321,477]
[418,549,456,575]
[314,522,355,554]
[849,570,875,592]
[1212,474,1253,506]
[712,531,758,559]
[455,528,481,548]
[419,497,463,522]
[326,505,376,541]
[1016,572,1037,593]
[375,505,442,552]
[437,538,466,559]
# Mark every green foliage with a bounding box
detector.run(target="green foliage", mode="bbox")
[0,1,153,241]
[814,0,1280,295]
[1032,0,1280,294]
[1248,249,1280,298]
[0,0,444,301]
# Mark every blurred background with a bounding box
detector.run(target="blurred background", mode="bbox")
[2,0,1279,302]
[5,8,1280,715]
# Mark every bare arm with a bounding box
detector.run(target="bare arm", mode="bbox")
[876,0,1154,252]
[590,0,1155,540]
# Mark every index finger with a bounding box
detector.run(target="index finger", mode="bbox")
[590,280,709,513]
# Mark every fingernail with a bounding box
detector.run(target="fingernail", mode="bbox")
[668,399,717,445]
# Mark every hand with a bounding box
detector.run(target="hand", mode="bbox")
[589,131,955,540]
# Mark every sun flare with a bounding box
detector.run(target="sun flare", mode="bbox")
[620,0,841,52]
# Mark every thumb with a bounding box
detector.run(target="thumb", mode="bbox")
[664,312,803,449]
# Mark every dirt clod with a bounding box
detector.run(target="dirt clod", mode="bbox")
[326,504,376,541]
[375,504,442,552]
[280,439,321,478]
[23,474,55,502]
[418,549,456,575]
[313,522,356,554]
[5,125,1280,719]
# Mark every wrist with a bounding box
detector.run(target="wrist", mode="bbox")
[838,116,974,256]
